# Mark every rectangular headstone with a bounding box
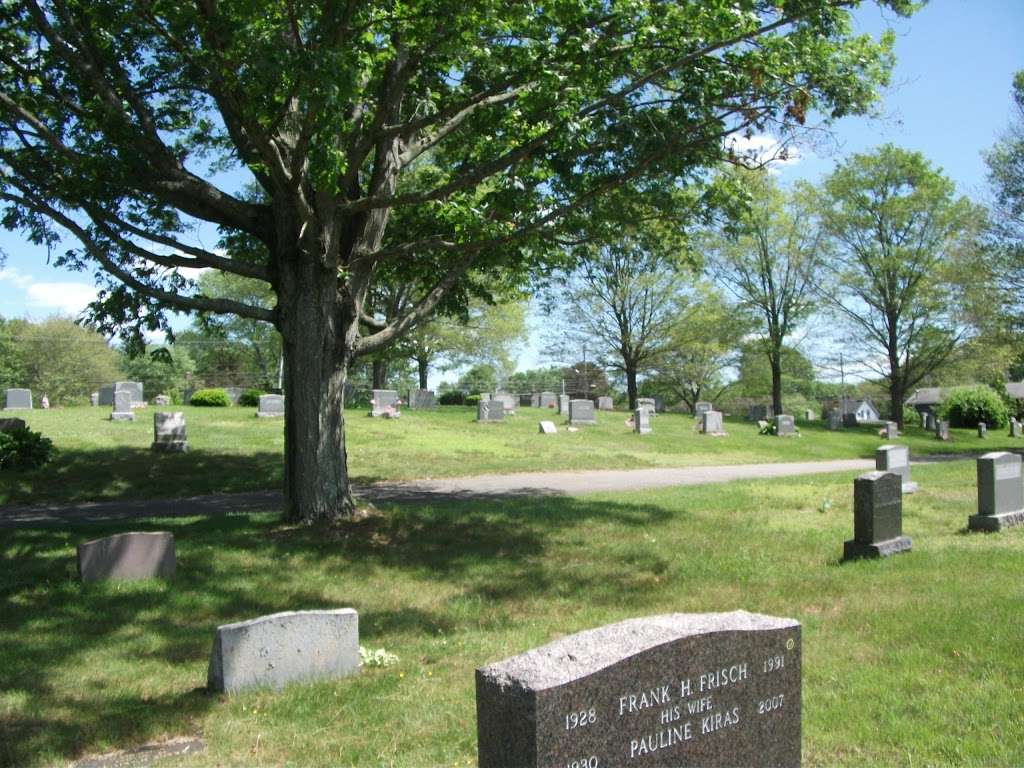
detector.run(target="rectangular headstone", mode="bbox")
[977,422,987,438]
[1010,420,1021,438]
[774,415,795,436]
[114,380,144,407]
[694,401,712,419]
[843,471,911,560]
[539,421,557,435]
[701,410,725,436]
[827,412,842,430]
[478,400,505,422]
[531,392,542,408]
[98,385,114,406]
[257,393,285,417]
[747,404,773,422]
[540,392,558,409]
[90,392,99,407]
[569,399,596,425]
[152,412,188,452]
[637,398,656,417]
[370,389,399,417]
[476,611,801,768]
[407,389,437,409]
[78,532,176,582]
[207,609,359,693]
[633,408,651,435]
[111,389,135,421]
[925,412,936,431]
[969,452,1024,531]
[3,388,32,410]
[934,420,950,441]
[884,421,898,439]
[495,393,518,412]
[597,396,614,411]
[557,394,570,416]
[875,445,917,493]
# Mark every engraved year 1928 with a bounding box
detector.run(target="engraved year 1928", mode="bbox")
[565,707,597,731]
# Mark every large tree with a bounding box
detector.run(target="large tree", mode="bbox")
[703,168,824,416]
[818,144,979,427]
[0,1,911,521]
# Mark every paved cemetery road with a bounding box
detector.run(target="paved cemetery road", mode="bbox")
[0,458,879,528]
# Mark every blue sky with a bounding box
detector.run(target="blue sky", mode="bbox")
[1,2,1022,381]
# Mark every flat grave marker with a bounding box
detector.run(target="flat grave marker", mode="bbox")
[843,471,911,561]
[539,421,557,435]
[476,610,801,768]
[78,532,176,582]
[968,452,1024,532]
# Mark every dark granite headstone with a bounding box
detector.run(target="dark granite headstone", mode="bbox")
[4,388,32,410]
[152,412,188,452]
[408,389,437,410]
[370,389,399,417]
[98,385,114,406]
[476,611,801,768]
[843,471,911,560]
[876,445,917,494]
[701,410,725,436]
[78,532,176,582]
[634,408,651,435]
[969,452,1024,531]
[110,390,135,421]
[569,399,596,425]
[478,400,504,422]
[257,394,284,418]
[774,415,795,436]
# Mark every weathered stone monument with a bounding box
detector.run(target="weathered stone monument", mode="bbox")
[495,392,518,412]
[3,388,32,410]
[0,417,26,433]
[408,389,437,409]
[207,609,359,693]
[153,394,171,406]
[539,421,557,435]
[557,394,570,416]
[597,396,614,411]
[78,532,176,582]
[884,421,898,439]
[633,408,651,435]
[476,611,801,768]
[774,415,796,437]
[843,471,911,561]
[539,391,558,409]
[701,410,726,436]
[569,399,597,425]
[934,420,950,441]
[115,380,144,407]
[968,452,1024,532]
[257,394,284,418]
[478,400,505,422]
[827,412,842,430]
[370,389,400,417]
[694,401,712,419]
[637,397,656,416]
[876,445,917,494]
[977,422,987,438]
[1011,418,1022,438]
[152,412,188,452]
[110,390,135,421]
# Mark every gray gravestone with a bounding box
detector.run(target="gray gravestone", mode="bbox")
[110,389,135,421]
[4,388,32,410]
[569,399,597,425]
[747,404,773,422]
[78,532,176,582]
[153,394,171,406]
[207,609,359,693]
[884,421,898,439]
[935,420,950,441]
[370,389,400,417]
[876,445,917,494]
[969,452,1024,531]
[978,422,987,438]
[90,392,99,407]
[223,386,245,405]
[803,409,814,421]
[495,392,518,412]
[476,611,801,768]
[842,413,858,428]
[115,380,144,406]
[633,408,651,435]
[531,392,542,408]
[827,412,842,430]
[98,385,114,406]
[152,412,188,452]
[257,394,284,418]
[925,412,937,431]
[0,417,26,433]
[539,421,557,435]
[701,410,725,436]
[540,392,558,409]
[1010,419,1021,438]
[597,396,614,411]
[478,400,504,422]
[694,401,712,419]
[637,397,656,417]
[843,471,911,560]
[557,394,570,416]
[774,415,795,437]
[408,389,437,410]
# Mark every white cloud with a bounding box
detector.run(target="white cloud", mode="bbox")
[0,267,33,289]
[724,134,802,169]
[25,281,97,314]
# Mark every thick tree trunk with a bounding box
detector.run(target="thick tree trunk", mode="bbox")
[769,347,783,417]
[625,364,639,411]
[372,359,387,389]
[417,356,429,390]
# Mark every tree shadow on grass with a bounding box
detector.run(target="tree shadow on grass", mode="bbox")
[0,494,683,765]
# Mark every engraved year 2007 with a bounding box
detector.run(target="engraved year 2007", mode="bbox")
[565,707,597,731]
[757,694,784,714]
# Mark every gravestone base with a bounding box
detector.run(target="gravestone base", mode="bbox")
[968,510,1024,532]
[110,412,135,422]
[842,535,911,561]
[256,411,282,418]
[901,481,919,495]
[152,440,189,453]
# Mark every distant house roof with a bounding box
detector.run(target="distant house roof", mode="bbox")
[822,397,878,416]
[906,382,1024,406]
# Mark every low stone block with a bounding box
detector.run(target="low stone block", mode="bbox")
[538,421,557,435]
[257,394,284,418]
[597,396,614,411]
[77,532,176,582]
[701,410,725,436]
[569,399,596,425]
[0,418,26,433]
[969,452,1024,532]
[207,609,359,693]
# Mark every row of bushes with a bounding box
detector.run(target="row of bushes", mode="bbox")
[189,388,265,407]
[938,386,1011,428]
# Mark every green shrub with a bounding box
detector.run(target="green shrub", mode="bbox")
[238,388,264,408]
[189,388,231,407]
[0,427,56,471]
[438,391,465,406]
[938,386,1010,428]
[465,394,481,406]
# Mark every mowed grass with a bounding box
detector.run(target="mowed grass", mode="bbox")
[1,460,1022,766]
[2,405,1018,505]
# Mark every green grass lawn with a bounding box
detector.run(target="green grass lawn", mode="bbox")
[0,460,1021,766]
[2,405,1018,505]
